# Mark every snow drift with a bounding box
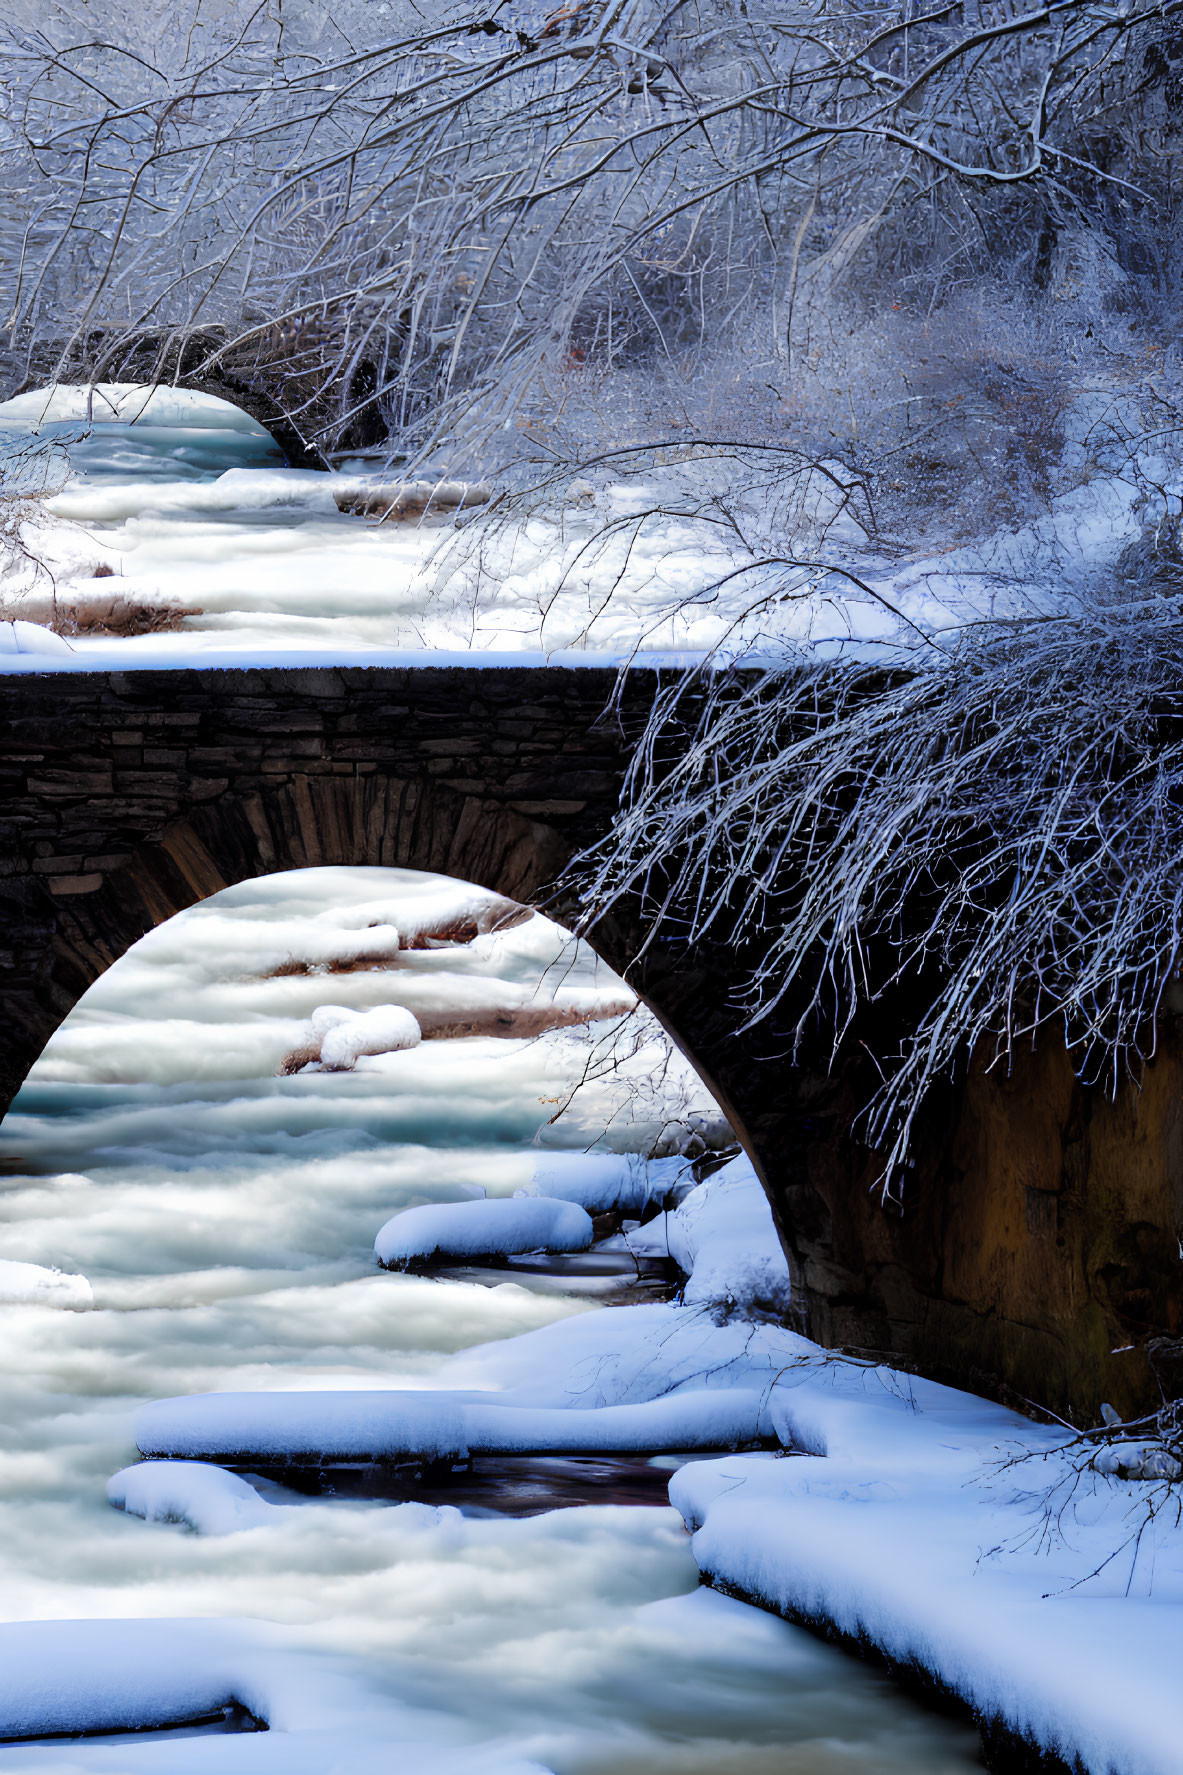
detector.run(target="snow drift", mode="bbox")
[627,1154,792,1319]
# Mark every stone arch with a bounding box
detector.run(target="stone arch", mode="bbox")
[0,664,755,1156]
[41,771,576,1044]
[3,660,1181,1420]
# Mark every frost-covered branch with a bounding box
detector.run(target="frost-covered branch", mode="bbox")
[1,0,1177,467]
[574,597,1183,1189]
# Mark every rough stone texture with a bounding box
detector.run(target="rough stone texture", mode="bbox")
[773,1030,1183,1425]
[0,662,1178,1420]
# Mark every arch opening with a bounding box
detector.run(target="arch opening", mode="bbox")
[4,862,734,1187]
[0,858,988,1772]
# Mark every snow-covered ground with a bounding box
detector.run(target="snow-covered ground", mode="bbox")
[0,866,983,1774]
[1,382,1167,667]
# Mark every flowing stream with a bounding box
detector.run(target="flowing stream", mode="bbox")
[0,867,986,1773]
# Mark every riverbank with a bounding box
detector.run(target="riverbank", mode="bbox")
[374,1149,1178,1775]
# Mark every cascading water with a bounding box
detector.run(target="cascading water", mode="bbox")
[0,866,985,1772]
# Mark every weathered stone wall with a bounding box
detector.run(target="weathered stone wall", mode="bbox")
[771,1031,1183,1424]
[0,662,1180,1421]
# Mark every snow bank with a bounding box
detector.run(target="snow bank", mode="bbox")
[137,1389,469,1463]
[0,1257,92,1308]
[0,620,71,655]
[627,1153,792,1318]
[670,1362,1183,1775]
[135,1387,773,1464]
[0,1617,269,1742]
[312,1004,422,1069]
[375,1196,593,1267]
[441,1299,803,1407]
[516,1152,696,1215]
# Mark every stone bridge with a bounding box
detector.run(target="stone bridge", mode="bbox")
[0,661,1179,1423]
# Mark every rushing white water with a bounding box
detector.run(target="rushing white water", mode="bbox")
[0,868,983,1772]
[2,382,1143,669]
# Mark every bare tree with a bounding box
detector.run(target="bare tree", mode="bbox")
[1,0,1178,469]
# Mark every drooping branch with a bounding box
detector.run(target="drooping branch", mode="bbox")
[574,603,1183,1190]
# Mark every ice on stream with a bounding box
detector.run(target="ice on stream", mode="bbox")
[0,864,984,1773]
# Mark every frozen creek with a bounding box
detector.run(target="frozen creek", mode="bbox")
[0,866,986,1773]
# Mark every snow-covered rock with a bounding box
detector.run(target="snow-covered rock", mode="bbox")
[313,1003,422,1069]
[628,1154,791,1319]
[375,1195,593,1268]
[516,1151,696,1215]
[109,1460,273,1534]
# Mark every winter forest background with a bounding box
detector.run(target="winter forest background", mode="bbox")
[3,0,1176,501]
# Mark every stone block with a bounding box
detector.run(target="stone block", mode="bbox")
[48,874,104,896]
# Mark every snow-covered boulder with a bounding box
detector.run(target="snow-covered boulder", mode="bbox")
[375,1196,593,1269]
[312,1003,421,1069]
[516,1151,697,1216]
[0,1258,92,1309]
[109,1461,273,1534]
[629,1154,791,1320]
